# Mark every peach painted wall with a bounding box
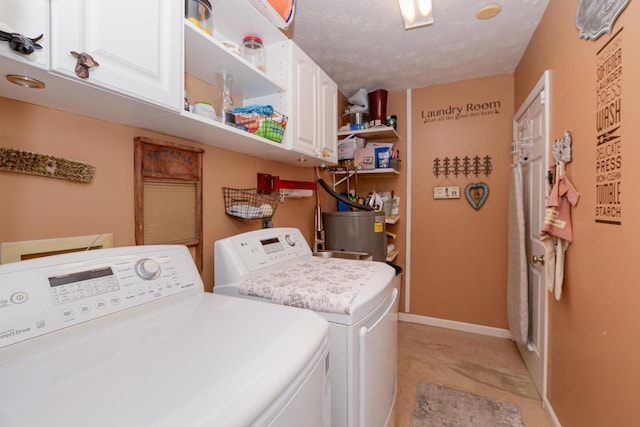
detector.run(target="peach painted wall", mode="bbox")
[515,1,640,425]
[409,74,514,328]
[0,96,319,292]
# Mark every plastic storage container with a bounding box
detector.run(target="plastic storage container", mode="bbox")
[186,0,213,35]
[241,35,265,72]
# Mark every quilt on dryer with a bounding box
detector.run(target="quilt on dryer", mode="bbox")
[240,257,375,314]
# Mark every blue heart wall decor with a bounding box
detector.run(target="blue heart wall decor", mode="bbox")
[465,182,489,210]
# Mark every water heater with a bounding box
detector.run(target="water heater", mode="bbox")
[323,211,387,262]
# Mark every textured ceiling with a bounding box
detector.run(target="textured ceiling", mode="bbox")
[287,0,550,97]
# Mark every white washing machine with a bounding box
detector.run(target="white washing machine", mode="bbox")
[214,227,399,427]
[0,245,331,427]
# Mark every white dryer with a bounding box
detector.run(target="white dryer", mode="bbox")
[214,227,399,427]
[0,245,331,427]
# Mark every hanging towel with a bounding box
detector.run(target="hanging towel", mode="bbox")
[541,162,580,300]
[507,164,529,345]
[553,239,570,300]
[540,236,556,294]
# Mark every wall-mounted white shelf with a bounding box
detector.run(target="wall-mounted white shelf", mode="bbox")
[135,109,320,165]
[184,21,287,99]
[385,215,400,224]
[337,126,399,142]
[331,168,400,187]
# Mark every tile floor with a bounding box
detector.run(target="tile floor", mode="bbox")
[395,321,553,426]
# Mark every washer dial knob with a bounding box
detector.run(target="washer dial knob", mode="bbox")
[135,258,161,280]
[285,234,297,246]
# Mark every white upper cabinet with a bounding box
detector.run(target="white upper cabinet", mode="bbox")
[318,67,338,163]
[289,42,318,157]
[0,0,49,69]
[288,41,337,164]
[50,0,182,111]
[0,0,338,167]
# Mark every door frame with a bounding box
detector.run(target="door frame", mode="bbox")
[513,70,551,401]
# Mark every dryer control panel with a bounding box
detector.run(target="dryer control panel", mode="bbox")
[0,245,203,349]
[214,227,312,284]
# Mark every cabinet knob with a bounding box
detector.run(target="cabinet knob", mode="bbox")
[70,51,100,79]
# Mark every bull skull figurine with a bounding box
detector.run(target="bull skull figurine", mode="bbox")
[70,51,99,79]
[0,30,43,55]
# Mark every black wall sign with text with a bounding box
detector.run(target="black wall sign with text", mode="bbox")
[595,28,623,225]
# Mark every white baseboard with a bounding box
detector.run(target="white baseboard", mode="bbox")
[398,312,512,339]
[543,396,562,427]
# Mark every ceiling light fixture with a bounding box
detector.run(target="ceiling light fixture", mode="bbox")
[5,74,45,89]
[476,4,502,20]
[398,0,434,30]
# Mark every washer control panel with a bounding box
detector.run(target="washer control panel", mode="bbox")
[0,245,203,349]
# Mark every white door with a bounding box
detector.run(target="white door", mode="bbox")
[50,0,182,111]
[513,71,550,398]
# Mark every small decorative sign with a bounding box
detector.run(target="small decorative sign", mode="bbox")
[465,182,489,210]
[0,147,95,183]
[576,0,629,40]
[433,186,460,199]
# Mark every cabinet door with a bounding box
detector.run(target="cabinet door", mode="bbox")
[318,68,338,162]
[50,0,181,111]
[0,0,49,69]
[290,42,318,157]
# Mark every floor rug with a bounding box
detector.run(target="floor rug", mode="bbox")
[410,381,525,427]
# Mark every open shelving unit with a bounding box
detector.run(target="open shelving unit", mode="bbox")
[335,125,402,264]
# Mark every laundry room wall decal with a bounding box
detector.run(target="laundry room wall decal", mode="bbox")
[594,28,623,225]
[420,99,503,124]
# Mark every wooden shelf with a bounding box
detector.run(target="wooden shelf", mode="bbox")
[385,215,400,224]
[337,126,399,141]
[355,168,400,175]
[386,249,399,263]
[331,168,400,186]
[333,168,400,176]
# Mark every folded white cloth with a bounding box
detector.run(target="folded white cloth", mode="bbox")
[226,205,261,219]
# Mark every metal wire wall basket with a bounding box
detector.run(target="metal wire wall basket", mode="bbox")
[223,187,279,220]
